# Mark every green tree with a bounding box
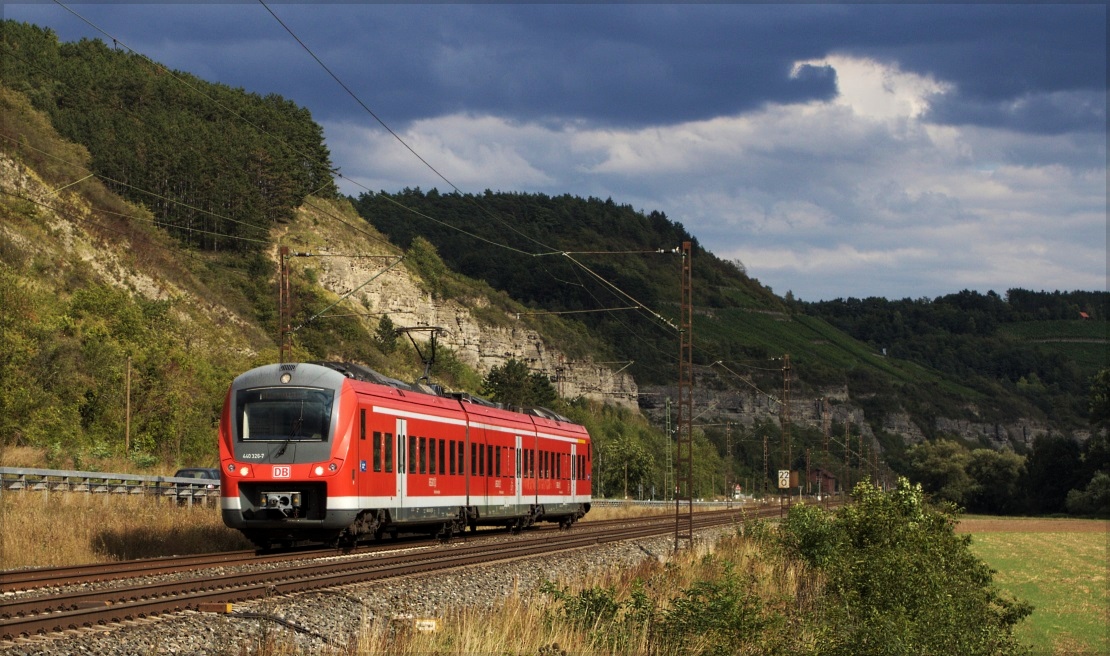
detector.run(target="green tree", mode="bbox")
[904,438,974,507]
[481,358,557,408]
[1089,368,1110,426]
[1020,434,1083,514]
[781,479,1033,656]
[374,314,398,354]
[965,448,1024,514]
[1065,471,1110,517]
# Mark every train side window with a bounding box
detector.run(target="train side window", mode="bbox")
[471,443,477,476]
[360,410,366,440]
[408,435,417,474]
[478,444,486,476]
[448,441,456,475]
[373,431,382,472]
[495,445,502,477]
[487,444,493,477]
[557,453,562,480]
[459,441,465,477]
[438,439,446,475]
[530,450,535,478]
[385,432,393,473]
[419,437,427,474]
[429,438,437,475]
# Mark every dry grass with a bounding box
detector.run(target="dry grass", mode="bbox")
[0,492,251,569]
[581,501,750,523]
[353,528,804,655]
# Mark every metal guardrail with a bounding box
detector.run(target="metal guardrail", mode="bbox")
[0,467,220,506]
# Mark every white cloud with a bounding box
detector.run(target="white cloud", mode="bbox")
[324,54,1104,300]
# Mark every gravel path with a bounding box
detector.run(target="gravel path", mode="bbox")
[0,528,728,656]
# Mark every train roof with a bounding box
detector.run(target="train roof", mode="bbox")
[308,361,579,428]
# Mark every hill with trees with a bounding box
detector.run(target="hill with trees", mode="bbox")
[0,19,1105,515]
[0,21,336,251]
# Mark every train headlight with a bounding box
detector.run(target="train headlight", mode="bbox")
[279,372,292,384]
[239,466,249,476]
[314,466,324,476]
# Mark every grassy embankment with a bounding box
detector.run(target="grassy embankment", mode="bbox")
[0,491,250,569]
[5,490,1101,656]
[961,516,1109,656]
[0,488,668,570]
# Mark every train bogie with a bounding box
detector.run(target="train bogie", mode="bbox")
[218,362,592,547]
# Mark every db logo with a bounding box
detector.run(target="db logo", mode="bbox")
[273,465,291,478]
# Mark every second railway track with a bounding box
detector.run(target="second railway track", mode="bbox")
[2,503,823,643]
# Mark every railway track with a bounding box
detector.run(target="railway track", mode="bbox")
[0,504,805,642]
[0,511,682,594]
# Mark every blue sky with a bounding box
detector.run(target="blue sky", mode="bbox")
[4,2,1106,301]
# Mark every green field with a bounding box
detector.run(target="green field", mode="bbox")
[965,519,1109,655]
[998,320,1108,378]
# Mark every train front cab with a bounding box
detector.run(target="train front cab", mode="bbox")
[219,363,360,546]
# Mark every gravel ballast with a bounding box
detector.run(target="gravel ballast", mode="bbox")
[0,527,732,656]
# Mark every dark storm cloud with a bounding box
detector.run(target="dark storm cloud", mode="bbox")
[6,3,1103,134]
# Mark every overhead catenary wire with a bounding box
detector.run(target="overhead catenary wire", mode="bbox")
[255,0,690,333]
[46,0,688,347]
[34,2,760,392]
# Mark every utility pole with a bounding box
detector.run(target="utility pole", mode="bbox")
[725,421,733,507]
[859,431,865,485]
[843,418,851,496]
[805,447,811,495]
[781,354,792,470]
[780,354,792,504]
[675,241,694,551]
[125,355,131,454]
[821,398,830,504]
[278,246,291,363]
[664,398,672,502]
[762,428,769,497]
[822,398,830,460]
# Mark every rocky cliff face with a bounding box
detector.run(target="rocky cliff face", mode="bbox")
[636,380,1054,456]
[283,203,638,409]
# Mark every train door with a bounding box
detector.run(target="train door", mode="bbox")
[396,417,407,509]
[570,442,577,505]
[514,434,523,510]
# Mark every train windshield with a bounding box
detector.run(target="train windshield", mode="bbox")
[236,387,334,442]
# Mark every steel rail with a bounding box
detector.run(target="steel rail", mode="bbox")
[0,510,687,594]
[1,510,752,640]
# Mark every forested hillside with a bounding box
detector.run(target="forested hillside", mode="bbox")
[806,290,1108,427]
[354,188,785,385]
[0,21,336,251]
[0,20,1104,514]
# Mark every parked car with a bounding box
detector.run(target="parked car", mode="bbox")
[173,467,220,489]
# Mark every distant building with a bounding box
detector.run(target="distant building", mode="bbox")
[809,467,839,494]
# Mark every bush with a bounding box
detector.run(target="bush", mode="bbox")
[780,479,1033,656]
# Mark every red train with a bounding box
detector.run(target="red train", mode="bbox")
[218,361,592,548]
